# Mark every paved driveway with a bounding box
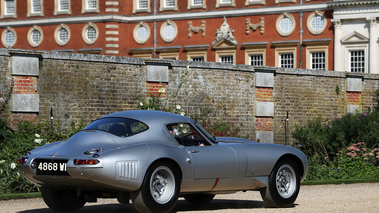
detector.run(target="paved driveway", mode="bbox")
[1,183,378,213]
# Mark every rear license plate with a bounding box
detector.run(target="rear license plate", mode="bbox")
[35,159,69,176]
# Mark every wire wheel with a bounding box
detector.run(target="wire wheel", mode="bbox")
[260,158,300,208]
[275,164,296,199]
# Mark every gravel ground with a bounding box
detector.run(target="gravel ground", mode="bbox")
[1,183,378,213]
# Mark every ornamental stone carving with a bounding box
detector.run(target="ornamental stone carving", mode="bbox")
[246,17,264,35]
[212,17,238,46]
[188,21,206,38]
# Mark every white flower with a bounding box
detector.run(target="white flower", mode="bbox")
[176,105,181,110]
[139,102,144,106]
[173,129,180,136]
[35,134,40,138]
[10,163,16,169]
[158,87,166,93]
[34,139,42,144]
[180,112,185,116]
[0,160,5,164]
[0,169,3,174]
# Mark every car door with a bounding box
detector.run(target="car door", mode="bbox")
[166,122,237,179]
[186,145,237,179]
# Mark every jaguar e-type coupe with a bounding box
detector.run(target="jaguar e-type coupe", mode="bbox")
[19,110,308,213]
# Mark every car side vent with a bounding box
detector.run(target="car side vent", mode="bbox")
[115,161,139,180]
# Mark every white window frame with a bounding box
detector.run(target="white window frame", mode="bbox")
[1,27,17,48]
[133,52,152,58]
[279,53,294,68]
[276,13,296,37]
[216,49,236,64]
[82,22,99,45]
[220,55,234,64]
[307,11,327,35]
[133,22,151,44]
[275,0,295,4]
[82,0,99,14]
[160,0,178,11]
[27,0,43,17]
[159,52,179,60]
[27,25,43,48]
[187,51,207,62]
[346,47,367,73]
[1,0,17,18]
[54,24,70,46]
[245,0,265,6]
[275,46,297,68]
[133,0,151,13]
[245,48,266,66]
[54,0,71,15]
[160,20,178,43]
[216,0,235,8]
[306,45,328,70]
[188,0,206,10]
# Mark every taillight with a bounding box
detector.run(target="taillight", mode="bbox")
[73,159,100,165]
[17,157,26,163]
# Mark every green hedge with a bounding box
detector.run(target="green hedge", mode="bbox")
[0,119,84,194]
[292,112,379,181]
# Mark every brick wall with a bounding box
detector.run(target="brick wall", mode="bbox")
[1,49,379,144]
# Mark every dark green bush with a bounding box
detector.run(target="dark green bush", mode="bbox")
[293,112,379,159]
[0,119,85,194]
[305,142,379,181]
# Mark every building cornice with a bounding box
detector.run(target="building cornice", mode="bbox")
[328,1,379,8]
[0,3,328,28]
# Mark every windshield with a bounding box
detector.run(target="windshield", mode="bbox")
[195,122,216,143]
[83,117,149,137]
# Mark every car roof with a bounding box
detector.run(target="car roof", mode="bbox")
[102,110,194,125]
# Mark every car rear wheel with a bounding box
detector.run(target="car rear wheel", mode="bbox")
[40,187,86,211]
[260,158,300,208]
[184,194,215,204]
[131,161,180,213]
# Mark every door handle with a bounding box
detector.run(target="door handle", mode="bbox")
[189,150,199,153]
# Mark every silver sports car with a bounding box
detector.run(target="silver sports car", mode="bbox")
[19,110,308,213]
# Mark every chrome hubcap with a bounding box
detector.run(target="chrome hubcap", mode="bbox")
[150,166,175,204]
[276,164,296,198]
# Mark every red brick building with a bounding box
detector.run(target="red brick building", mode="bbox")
[0,0,335,69]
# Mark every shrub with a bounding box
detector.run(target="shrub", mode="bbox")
[0,119,84,194]
[293,112,379,161]
[305,142,379,181]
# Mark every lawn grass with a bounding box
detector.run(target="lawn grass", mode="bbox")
[0,192,41,200]
[302,178,379,185]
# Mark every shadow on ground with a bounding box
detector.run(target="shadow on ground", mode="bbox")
[18,199,266,213]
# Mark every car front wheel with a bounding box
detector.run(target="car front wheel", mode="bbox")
[40,187,86,211]
[131,161,180,213]
[260,158,300,208]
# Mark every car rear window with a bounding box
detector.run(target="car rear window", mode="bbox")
[83,118,148,137]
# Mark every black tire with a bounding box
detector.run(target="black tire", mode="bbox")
[260,158,300,208]
[40,187,86,212]
[130,161,180,213]
[184,194,215,204]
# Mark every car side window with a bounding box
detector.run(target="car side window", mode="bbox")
[166,123,210,146]
[84,118,149,137]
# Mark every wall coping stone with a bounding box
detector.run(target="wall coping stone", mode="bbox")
[3,48,379,81]
[42,51,146,65]
[0,48,9,56]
